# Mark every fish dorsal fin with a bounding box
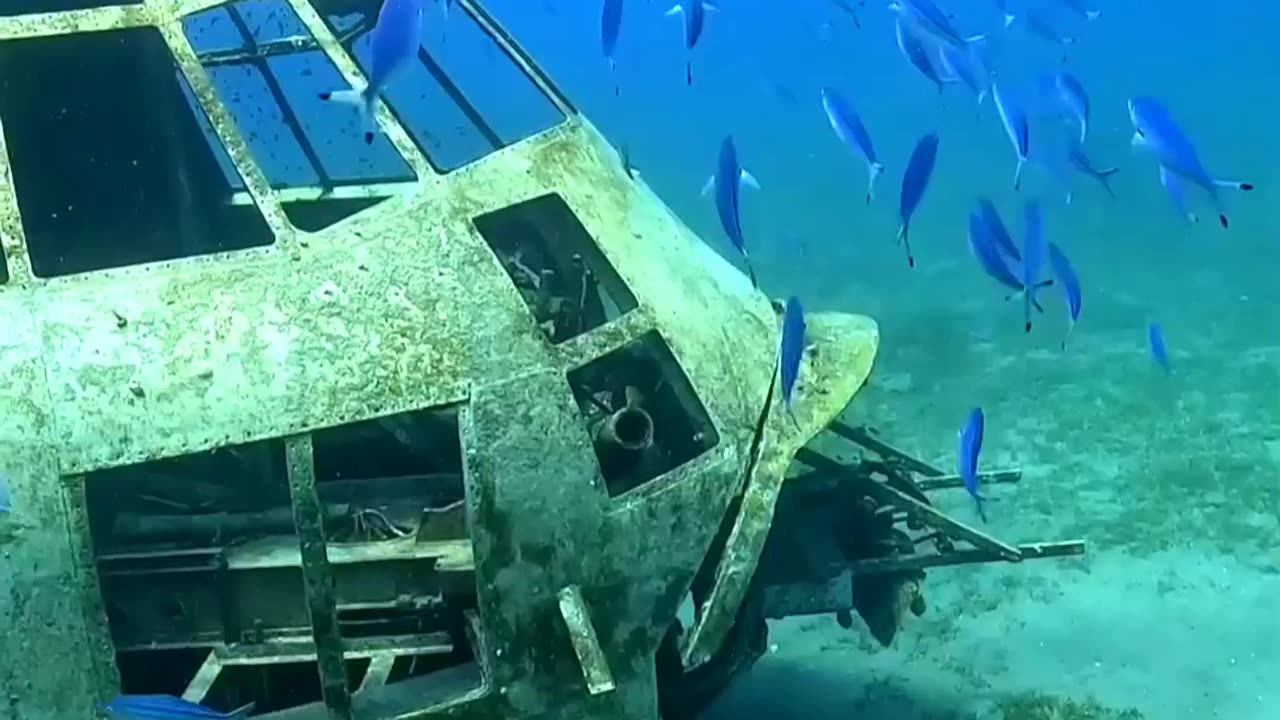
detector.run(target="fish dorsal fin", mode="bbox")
[665,4,683,16]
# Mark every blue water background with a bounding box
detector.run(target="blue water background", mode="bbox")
[471,1,1280,719]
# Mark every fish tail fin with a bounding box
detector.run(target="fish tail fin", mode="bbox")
[788,406,801,432]
[740,168,762,191]
[866,162,883,204]
[1003,13,1015,27]
[973,495,988,524]
[1013,157,1026,191]
[745,258,759,288]
[1211,178,1253,191]
[1086,9,1100,20]
[1098,167,1119,197]
[320,87,376,144]
[700,174,715,196]
[665,4,683,16]
[896,224,916,268]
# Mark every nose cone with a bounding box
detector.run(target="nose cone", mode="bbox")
[783,310,879,441]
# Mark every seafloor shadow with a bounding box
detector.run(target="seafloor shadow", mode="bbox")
[696,657,975,720]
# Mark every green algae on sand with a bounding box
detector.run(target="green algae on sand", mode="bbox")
[996,691,1145,720]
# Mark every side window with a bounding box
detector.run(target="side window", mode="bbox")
[473,193,638,344]
[567,330,721,497]
[0,27,273,277]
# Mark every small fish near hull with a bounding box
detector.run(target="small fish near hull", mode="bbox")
[666,0,720,85]
[319,0,427,145]
[957,407,987,523]
[601,0,625,95]
[779,296,807,430]
[1128,96,1255,228]
[820,87,884,203]
[896,133,940,268]
[713,136,759,287]
[101,694,254,719]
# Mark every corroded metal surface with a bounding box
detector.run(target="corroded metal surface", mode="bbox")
[681,312,879,668]
[0,3,880,720]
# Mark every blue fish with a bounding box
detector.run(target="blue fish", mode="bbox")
[1064,136,1118,198]
[895,18,951,93]
[968,209,1052,310]
[968,211,1025,294]
[601,0,624,95]
[0,472,10,514]
[1147,322,1170,372]
[714,137,758,287]
[319,0,426,145]
[1064,142,1116,198]
[937,44,988,104]
[976,197,1021,263]
[992,82,1031,190]
[1055,0,1100,21]
[957,407,987,523]
[897,133,940,269]
[828,0,867,28]
[821,87,884,203]
[890,0,985,52]
[994,0,1016,27]
[101,695,253,719]
[1128,96,1254,228]
[1019,199,1046,333]
[780,296,807,428]
[1049,72,1089,143]
[665,0,719,85]
[1046,242,1081,349]
[1024,5,1076,47]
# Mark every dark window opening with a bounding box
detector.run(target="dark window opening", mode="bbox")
[0,27,273,278]
[567,330,720,497]
[473,193,638,344]
[182,0,417,232]
[0,0,139,14]
[314,0,566,172]
[0,248,10,285]
[85,439,300,652]
[311,404,465,544]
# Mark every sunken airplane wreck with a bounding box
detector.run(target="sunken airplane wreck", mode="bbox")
[0,1,1083,719]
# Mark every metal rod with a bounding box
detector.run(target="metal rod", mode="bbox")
[848,540,1085,576]
[285,435,353,720]
[196,19,371,68]
[915,469,1022,491]
[795,447,1022,561]
[827,422,947,477]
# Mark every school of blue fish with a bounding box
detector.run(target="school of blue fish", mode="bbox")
[590,0,1253,524]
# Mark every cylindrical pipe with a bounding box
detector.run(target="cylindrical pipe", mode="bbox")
[596,386,654,453]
